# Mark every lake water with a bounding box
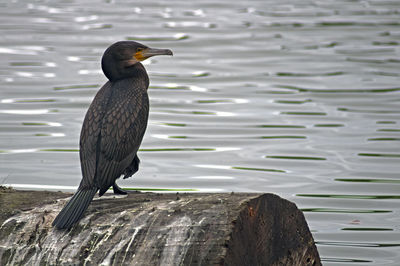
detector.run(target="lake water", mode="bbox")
[1,0,400,265]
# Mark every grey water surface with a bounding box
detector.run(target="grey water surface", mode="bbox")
[1,0,400,265]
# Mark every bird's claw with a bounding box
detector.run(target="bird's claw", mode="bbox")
[113,183,128,195]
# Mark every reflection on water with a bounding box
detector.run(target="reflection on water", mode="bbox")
[0,0,400,265]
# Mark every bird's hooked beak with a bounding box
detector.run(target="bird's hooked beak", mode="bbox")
[134,47,173,61]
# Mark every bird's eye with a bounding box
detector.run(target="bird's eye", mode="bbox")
[137,48,144,52]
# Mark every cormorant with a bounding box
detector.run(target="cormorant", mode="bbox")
[52,41,172,229]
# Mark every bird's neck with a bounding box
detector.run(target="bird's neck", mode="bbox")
[123,63,149,87]
[109,64,149,93]
[102,58,149,86]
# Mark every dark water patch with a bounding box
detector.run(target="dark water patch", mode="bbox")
[368,137,400,141]
[322,41,340,48]
[40,149,78,152]
[276,71,344,77]
[277,84,400,93]
[358,153,400,158]
[111,187,197,192]
[263,22,305,28]
[154,109,230,116]
[10,62,45,67]
[158,122,188,127]
[372,41,399,46]
[346,9,400,16]
[155,134,305,140]
[341,228,393,231]
[297,194,400,200]
[338,48,396,55]
[305,42,341,49]
[232,166,286,173]
[335,178,400,184]
[139,148,216,152]
[379,31,391,36]
[317,241,400,248]
[196,99,232,104]
[322,257,372,263]
[126,33,189,41]
[34,133,64,137]
[22,122,61,127]
[191,111,217,115]
[338,107,400,114]
[167,136,188,139]
[11,99,55,103]
[317,21,400,27]
[274,99,312,104]
[317,21,372,27]
[192,71,210,77]
[255,124,305,129]
[346,57,400,64]
[314,124,345,127]
[266,155,326,160]
[261,135,306,139]
[22,122,49,126]
[376,121,396,124]
[81,23,112,30]
[280,111,327,116]
[377,129,400,132]
[256,89,297,95]
[53,84,99,91]
[371,71,400,77]
[301,208,391,214]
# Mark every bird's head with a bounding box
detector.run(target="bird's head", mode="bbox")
[101,41,173,81]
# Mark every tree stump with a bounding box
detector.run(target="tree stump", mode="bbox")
[0,188,321,265]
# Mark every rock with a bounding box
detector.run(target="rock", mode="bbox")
[0,189,321,265]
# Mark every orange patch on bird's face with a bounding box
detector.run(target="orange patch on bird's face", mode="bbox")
[134,50,147,61]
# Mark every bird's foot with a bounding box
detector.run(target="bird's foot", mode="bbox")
[113,183,128,195]
[123,155,140,179]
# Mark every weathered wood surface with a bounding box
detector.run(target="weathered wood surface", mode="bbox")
[0,188,321,265]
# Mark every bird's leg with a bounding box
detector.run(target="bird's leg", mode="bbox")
[113,155,140,195]
[113,182,128,195]
[123,155,140,179]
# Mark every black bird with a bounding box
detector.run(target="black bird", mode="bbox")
[52,41,172,229]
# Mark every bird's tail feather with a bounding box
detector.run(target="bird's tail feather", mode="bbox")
[52,187,97,229]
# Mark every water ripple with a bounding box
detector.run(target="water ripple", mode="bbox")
[297,194,400,200]
[2,98,56,104]
[0,109,51,115]
[53,84,99,90]
[301,208,391,214]
[22,122,62,127]
[266,155,327,160]
[126,33,189,41]
[276,85,400,93]
[317,241,400,248]
[196,164,286,173]
[164,21,217,29]
[150,83,208,92]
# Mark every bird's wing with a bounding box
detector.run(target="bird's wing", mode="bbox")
[96,87,149,195]
[79,82,113,189]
